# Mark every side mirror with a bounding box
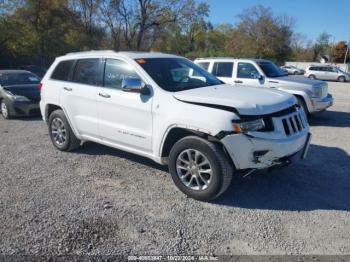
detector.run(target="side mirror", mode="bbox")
[251,73,263,80]
[122,78,150,95]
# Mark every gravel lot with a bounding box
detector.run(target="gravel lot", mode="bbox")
[0,81,349,256]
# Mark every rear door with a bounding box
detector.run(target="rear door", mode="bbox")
[211,62,235,84]
[60,58,101,138]
[96,58,153,152]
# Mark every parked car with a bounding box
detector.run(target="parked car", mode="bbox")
[194,58,333,116]
[304,65,350,82]
[281,65,305,75]
[0,70,41,119]
[19,65,47,78]
[40,51,311,201]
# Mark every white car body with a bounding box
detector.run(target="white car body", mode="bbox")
[304,65,350,82]
[194,58,334,114]
[40,51,310,198]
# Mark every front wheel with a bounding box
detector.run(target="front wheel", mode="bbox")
[168,136,233,201]
[338,76,346,82]
[296,96,309,117]
[0,100,11,119]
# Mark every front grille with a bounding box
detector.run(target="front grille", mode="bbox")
[280,110,306,136]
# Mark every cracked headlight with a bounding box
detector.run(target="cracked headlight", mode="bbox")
[232,118,265,133]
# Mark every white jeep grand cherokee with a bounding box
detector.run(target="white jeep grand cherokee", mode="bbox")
[40,51,311,201]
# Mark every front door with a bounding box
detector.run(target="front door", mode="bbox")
[234,62,266,87]
[97,58,153,152]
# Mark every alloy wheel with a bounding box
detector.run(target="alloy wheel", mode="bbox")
[176,149,212,191]
[51,118,67,146]
[1,102,8,118]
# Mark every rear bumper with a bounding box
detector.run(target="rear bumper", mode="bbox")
[10,101,41,116]
[310,94,333,112]
[221,130,310,170]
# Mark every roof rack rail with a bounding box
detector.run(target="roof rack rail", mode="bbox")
[196,57,237,60]
[65,50,116,55]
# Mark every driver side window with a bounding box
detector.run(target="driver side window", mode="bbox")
[104,59,141,89]
[237,63,259,78]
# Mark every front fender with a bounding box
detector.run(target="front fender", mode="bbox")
[276,89,313,113]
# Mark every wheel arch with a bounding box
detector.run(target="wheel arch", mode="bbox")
[45,103,62,122]
[160,126,220,159]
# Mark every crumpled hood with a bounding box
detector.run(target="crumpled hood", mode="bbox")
[272,76,324,90]
[3,84,40,102]
[173,84,297,115]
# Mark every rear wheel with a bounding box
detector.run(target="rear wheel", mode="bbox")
[338,76,346,82]
[168,136,233,201]
[0,100,11,119]
[48,109,81,151]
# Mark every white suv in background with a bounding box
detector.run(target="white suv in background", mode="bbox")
[194,58,333,115]
[40,51,310,201]
[305,65,350,82]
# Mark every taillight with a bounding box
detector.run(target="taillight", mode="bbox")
[38,82,43,90]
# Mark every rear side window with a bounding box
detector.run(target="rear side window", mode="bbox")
[103,59,141,89]
[51,60,75,81]
[212,62,233,77]
[72,59,101,86]
[309,67,321,71]
[196,62,210,70]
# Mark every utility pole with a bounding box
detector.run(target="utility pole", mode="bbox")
[344,40,350,65]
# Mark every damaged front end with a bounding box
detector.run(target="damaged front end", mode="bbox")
[220,105,311,171]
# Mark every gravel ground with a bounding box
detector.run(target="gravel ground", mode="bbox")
[0,82,349,256]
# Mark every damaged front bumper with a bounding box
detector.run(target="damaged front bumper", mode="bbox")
[221,131,311,170]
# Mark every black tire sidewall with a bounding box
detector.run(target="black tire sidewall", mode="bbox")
[309,75,316,80]
[168,137,224,201]
[296,96,309,116]
[338,76,345,82]
[48,110,72,151]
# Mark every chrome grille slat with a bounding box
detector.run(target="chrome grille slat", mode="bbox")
[272,108,307,137]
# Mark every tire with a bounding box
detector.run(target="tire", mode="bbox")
[293,71,298,75]
[308,75,316,80]
[296,96,309,117]
[0,100,12,119]
[48,109,81,151]
[338,76,346,82]
[168,136,233,201]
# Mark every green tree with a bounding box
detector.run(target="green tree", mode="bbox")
[225,5,293,63]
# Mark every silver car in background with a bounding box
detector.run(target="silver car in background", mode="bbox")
[305,65,350,82]
[281,65,305,75]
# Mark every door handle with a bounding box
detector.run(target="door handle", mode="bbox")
[234,80,243,84]
[99,93,111,98]
[63,87,72,91]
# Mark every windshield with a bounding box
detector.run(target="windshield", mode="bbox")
[257,61,288,78]
[0,72,40,86]
[136,58,222,92]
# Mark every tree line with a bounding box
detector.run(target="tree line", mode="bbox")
[0,0,348,68]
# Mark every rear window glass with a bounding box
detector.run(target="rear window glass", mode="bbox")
[72,59,101,86]
[51,60,75,81]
